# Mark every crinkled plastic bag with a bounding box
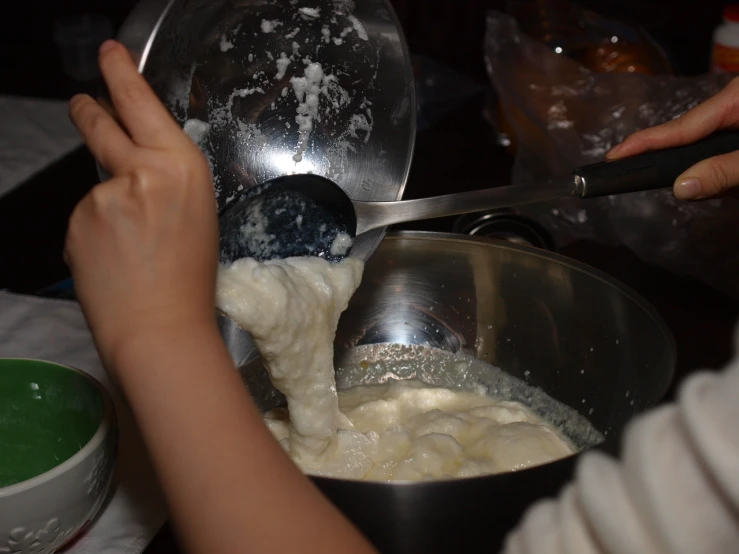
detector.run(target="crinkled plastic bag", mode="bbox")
[485,11,739,298]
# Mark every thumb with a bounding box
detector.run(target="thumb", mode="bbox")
[674,150,739,200]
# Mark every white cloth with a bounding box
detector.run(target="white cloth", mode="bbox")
[0,292,167,553]
[0,96,83,198]
[503,327,739,554]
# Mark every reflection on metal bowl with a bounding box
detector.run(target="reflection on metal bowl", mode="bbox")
[217,231,675,554]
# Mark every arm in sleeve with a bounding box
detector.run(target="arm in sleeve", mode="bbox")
[503,329,739,554]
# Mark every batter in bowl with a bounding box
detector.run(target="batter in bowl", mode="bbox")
[265,379,575,481]
[217,255,580,481]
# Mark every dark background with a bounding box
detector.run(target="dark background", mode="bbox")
[0,0,732,99]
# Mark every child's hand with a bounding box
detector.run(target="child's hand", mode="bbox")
[66,40,218,369]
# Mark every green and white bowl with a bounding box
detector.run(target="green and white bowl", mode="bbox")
[0,359,117,553]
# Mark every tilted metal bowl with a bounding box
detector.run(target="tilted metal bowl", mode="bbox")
[218,231,676,554]
[115,0,416,261]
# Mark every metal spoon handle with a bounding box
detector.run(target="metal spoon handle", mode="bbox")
[354,182,568,235]
[355,130,739,236]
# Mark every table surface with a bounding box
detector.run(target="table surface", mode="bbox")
[1,95,737,554]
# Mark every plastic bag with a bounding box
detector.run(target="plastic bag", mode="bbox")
[485,10,739,298]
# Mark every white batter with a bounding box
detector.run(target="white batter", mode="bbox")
[265,379,575,481]
[217,256,576,481]
[217,256,364,465]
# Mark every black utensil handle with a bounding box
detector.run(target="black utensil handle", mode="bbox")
[573,131,739,198]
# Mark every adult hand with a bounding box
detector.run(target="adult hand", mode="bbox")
[65,40,218,370]
[607,77,739,201]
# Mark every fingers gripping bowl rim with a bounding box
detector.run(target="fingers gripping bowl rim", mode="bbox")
[0,359,118,554]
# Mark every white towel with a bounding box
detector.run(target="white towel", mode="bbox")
[0,292,167,554]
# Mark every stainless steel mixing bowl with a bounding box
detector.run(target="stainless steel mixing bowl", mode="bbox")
[217,231,676,554]
[115,0,416,261]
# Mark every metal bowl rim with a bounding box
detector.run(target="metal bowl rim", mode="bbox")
[382,230,676,360]
[306,230,676,488]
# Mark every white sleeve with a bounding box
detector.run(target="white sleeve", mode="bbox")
[502,327,739,554]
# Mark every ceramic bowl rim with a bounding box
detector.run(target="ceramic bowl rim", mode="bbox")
[0,358,116,498]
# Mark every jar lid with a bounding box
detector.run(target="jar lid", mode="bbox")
[724,5,739,23]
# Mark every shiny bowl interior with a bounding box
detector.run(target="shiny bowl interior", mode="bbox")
[217,231,676,554]
[115,0,416,261]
